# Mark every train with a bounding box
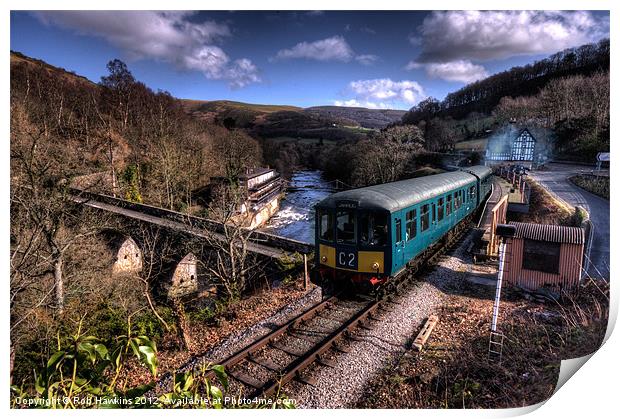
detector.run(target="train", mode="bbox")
[312,166,493,295]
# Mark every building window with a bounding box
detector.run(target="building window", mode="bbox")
[437,198,444,221]
[522,239,561,274]
[421,204,430,231]
[512,130,535,161]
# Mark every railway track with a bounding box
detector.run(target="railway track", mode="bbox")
[210,293,381,399]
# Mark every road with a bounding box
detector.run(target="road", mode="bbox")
[529,163,610,279]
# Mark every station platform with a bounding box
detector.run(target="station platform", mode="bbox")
[471,176,508,262]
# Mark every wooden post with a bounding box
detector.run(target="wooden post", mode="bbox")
[303,254,308,290]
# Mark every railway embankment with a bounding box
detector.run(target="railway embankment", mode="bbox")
[142,280,322,392]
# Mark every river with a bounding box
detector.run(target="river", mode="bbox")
[260,170,335,244]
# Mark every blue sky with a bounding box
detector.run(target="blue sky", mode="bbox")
[10,10,609,110]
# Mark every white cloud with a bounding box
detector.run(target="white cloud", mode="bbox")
[33,11,261,88]
[275,36,355,62]
[355,54,379,66]
[360,26,376,35]
[335,78,426,109]
[417,10,609,62]
[274,35,379,65]
[407,59,489,83]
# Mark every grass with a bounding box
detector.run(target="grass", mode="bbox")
[268,136,338,145]
[569,175,609,200]
[182,99,302,114]
[454,138,489,152]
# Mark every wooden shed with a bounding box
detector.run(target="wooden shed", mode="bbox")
[503,222,585,293]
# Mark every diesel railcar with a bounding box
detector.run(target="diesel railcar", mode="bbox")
[312,166,492,294]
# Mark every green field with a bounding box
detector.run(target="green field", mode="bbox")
[454,138,488,151]
[268,136,338,145]
[182,99,302,114]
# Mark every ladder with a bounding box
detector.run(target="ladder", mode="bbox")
[488,331,505,363]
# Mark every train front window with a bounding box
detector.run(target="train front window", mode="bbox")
[336,210,356,244]
[319,209,334,242]
[359,212,388,247]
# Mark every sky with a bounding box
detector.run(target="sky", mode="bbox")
[10,10,610,110]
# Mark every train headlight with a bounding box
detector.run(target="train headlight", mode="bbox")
[321,256,327,263]
[372,262,380,270]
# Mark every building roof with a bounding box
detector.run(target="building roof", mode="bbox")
[317,170,477,212]
[509,222,585,244]
[239,167,274,180]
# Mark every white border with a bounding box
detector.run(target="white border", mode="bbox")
[2,1,616,418]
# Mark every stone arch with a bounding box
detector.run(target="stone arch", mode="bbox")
[168,253,199,299]
[104,230,144,275]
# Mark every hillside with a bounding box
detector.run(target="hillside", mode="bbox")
[11,50,96,88]
[400,39,610,160]
[403,38,609,124]
[306,106,406,129]
[181,99,404,141]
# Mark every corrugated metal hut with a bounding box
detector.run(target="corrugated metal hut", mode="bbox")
[503,222,585,293]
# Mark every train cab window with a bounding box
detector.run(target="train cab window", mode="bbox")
[446,195,452,215]
[405,209,417,241]
[319,210,334,241]
[437,198,444,221]
[421,204,430,231]
[359,212,388,247]
[469,186,476,202]
[336,210,356,244]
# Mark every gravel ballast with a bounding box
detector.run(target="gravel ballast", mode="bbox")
[154,286,322,393]
[284,235,473,408]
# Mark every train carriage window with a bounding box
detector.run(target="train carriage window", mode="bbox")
[395,219,402,243]
[469,186,476,201]
[421,204,430,231]
[336,210,356,245]
[437,198,444,221]
[319,210,334,241]
[406,209,417,241]
[454,192,460,209]
[446,195,452,215]
[360,212,388,247]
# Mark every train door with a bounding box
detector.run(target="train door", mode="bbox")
[393,215,404,271]
[431,202,437,242]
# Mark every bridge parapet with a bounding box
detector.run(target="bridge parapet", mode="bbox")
[71,189,314,255]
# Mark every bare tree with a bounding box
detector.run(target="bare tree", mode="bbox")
[351,125,424,186]
[202,184,264,300]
